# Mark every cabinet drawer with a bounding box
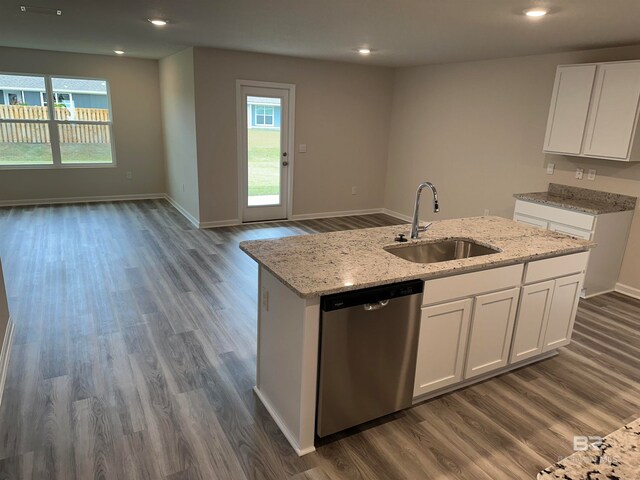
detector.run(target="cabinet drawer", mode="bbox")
[423,264,524,306]
[548,222,592,240]
[514,214,548,229]
[515,200,595,231]
[524,251,590,284]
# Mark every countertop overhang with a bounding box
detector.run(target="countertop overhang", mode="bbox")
[239,216,595,298]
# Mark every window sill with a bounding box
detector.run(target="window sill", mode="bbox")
[0,163,117,170]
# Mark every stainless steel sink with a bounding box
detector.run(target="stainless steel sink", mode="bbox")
[385,239,499,264]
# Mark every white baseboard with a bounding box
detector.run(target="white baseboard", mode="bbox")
[163,195,201,228]
[198,218,241,229]
[0,318,15,407]
[615,282,640,300]
[381,208,412,222]
[0,193,165,208]
[253,386,315,456]
[290,208,384,221]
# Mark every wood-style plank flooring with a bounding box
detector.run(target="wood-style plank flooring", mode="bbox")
[0,200,637,480]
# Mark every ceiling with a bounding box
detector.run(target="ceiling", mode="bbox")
[2,0,640,66]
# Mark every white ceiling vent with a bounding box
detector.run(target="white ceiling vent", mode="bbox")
[20,5,62,16]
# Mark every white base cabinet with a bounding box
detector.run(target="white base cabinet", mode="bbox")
[413,298,472,397]
[414,253,588,399]
[514,199,633,297]
[510,280,555,362]
[543,274,584,351]
[465,288,520,379]
[510,272,583,362]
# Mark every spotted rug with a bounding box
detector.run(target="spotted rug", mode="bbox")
[538,417,640,479]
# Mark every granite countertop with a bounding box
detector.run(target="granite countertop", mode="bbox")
[239,216,595,298]
[514,183,637,215]
[538,416,640,479]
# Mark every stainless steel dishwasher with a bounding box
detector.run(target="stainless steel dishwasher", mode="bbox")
[316,280,424,437]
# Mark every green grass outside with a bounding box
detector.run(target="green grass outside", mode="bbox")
[0,143,113,165]
[247,129,280,196]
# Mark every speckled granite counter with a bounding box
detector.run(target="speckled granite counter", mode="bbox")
[538,417,640,479]
[240,216,594,298]
[514,183,636,215]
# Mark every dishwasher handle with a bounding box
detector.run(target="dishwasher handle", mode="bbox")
[364,300,390,311]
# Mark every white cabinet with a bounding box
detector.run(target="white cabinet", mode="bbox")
[465,288,520,379]
[543,274,584,351]
[544,60,640,161]
[511,280,555,362]
[414,252,589,399]
[414,298,472,397]
[583,62,640,160]
[511,274,584,362]
[514,199,633,297]
[544,64,596,155]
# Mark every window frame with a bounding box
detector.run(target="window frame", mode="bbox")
[254,104,275,127]
[0,71,116,170]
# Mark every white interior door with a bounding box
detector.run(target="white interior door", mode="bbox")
[238,82,293,222]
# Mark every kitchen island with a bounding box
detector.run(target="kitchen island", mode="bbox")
[240,216,595,455]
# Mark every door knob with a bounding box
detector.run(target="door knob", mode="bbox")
[282,160,289,166]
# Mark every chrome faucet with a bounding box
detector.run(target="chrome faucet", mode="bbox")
[410,182,439,239]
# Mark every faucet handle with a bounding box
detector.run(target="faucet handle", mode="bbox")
[419,222,432,232]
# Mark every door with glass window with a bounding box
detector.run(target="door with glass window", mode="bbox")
[238,83,292,222]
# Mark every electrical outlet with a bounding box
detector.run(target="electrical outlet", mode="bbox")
[546,163,555,175]
[298,144,307,153]
[351,186,358,195]
[587,169,597,181]
[575,168,584,180]
[484,209,490,216]
[126,170,132,179]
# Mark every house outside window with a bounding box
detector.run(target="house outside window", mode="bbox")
[255,105,274,126]
[247,97,281,129]
[0,73,115,168]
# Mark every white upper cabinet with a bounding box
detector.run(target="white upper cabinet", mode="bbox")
[544,65,596,155]
[543,60,640,161]
[583,62,640,159]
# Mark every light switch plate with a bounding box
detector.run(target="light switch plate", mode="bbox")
[587,169,596,181]
[575,168,584,180]
[298,144,307,153]
[546,163,555,175]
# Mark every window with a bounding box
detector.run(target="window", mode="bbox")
[255,105,274,126]
[0,73,115,167]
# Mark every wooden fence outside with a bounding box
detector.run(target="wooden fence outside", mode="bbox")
[0,105,111,144]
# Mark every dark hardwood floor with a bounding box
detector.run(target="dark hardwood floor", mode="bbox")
[0,200,637,480]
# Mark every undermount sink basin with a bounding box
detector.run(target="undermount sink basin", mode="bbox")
[385,239,499,264]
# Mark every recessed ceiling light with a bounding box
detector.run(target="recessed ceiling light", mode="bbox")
[358,48,371,55]
[524,8,548,17]
[114,50,125,55]
[148,18,168,26]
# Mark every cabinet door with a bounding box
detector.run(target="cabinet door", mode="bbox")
[544,64,596,155]
[583,62,640,160]
[414,298,472,397]
[510,280,555,363]
[465,288,520,379]
[543,273,583,351]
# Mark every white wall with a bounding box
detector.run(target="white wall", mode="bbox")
[385,44,640,291]
[159,48,200,221]
[0,47,165,202]
[192,47,394,223]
